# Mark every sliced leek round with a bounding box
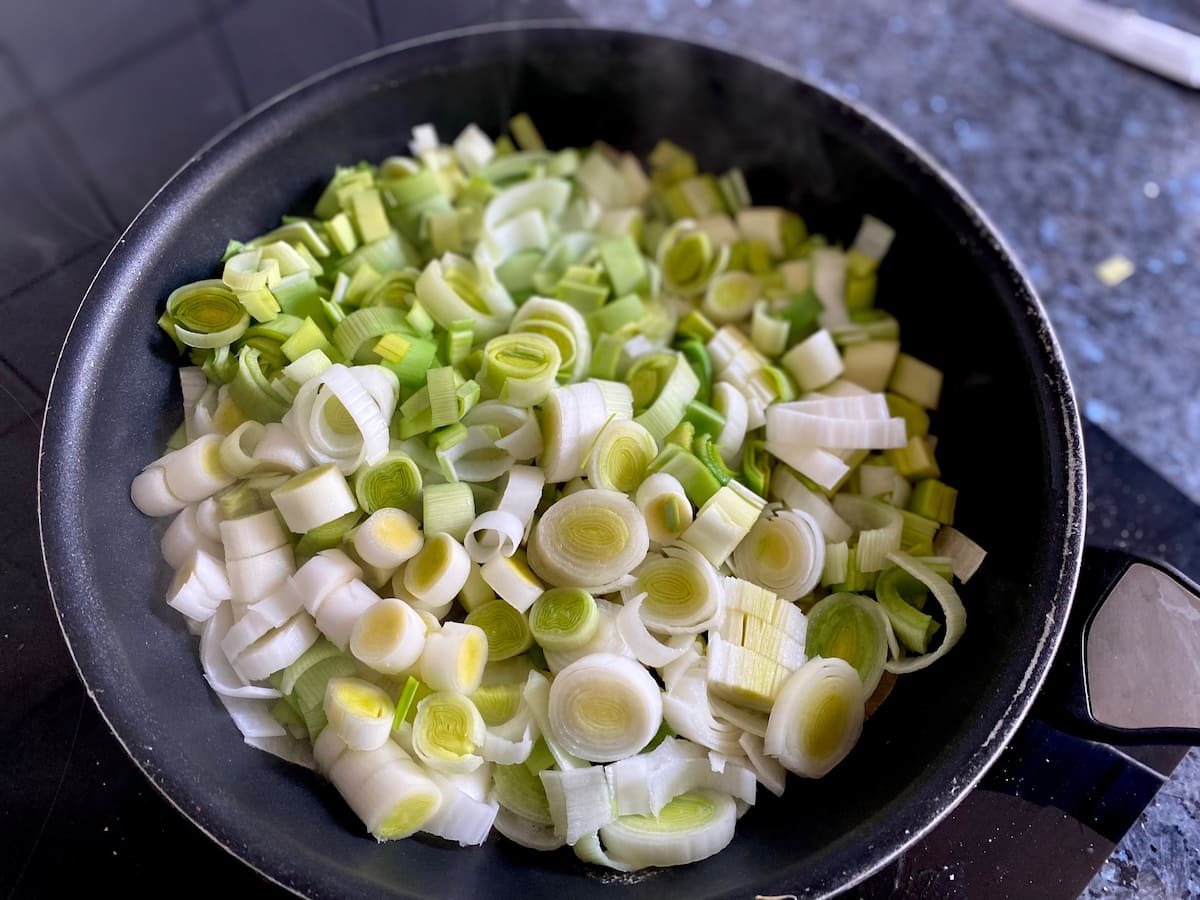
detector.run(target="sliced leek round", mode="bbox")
[805,592,889,699]
[528,588,599,653]
[730,509,824,602]
[597,789,736,869]
[547,653,663,763]
[764,655,864,777]
[527,489,649,592]
[324,676,395,750]
[350,596,428,674]
[412,690,487,773]
[464,599,533,661]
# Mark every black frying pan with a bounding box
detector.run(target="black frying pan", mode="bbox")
[37,23,1198,900]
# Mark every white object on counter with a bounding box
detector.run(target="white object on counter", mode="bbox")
[1009,0,1200,89]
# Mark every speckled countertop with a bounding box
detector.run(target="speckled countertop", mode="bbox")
[566,0,1200,896]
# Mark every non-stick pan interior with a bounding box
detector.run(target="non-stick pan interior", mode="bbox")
[41,25,1083,900]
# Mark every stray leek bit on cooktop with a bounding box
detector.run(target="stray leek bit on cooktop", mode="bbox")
[132,115,988,868]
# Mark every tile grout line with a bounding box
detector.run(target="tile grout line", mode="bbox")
[0,236,115,308]
[0,45,122,233]
[197,0,252,114]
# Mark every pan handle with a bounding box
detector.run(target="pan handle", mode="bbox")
[1037,546,1200,744]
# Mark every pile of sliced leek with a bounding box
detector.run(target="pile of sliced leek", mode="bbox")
[133,116,988,869]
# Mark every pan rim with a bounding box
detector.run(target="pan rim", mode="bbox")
[37,18,1085,900]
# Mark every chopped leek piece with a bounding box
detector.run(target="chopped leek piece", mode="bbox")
[805,592,889,698]
[528,588,600,653]
[875,566,941,653]
[908,478,958,524]
[465,600,533,661]
[353,450,422,513]
[527,489,648,593]
[547,654,663,763]
[764,656,864,777]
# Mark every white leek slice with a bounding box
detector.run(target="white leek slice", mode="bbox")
[166,548,232,621]
[766,404,907,450]
[528,587,599,653]
[252,422,313,473]
[484,177,571,231]
[199,602,281,699]
[220,587,305,659]
[412,690,486,773]
[480,552,545,613]
[763,443,849,493]
[737,732,787,797]
[353,508,424,569]
[678,481,765,568]
[764,656,864,777]
[547,653,662,763]
[769,467,852,543]
[933,526,987,583]
[289,548,362,616]
[226,544,295,606]
[158,434,236,503]
[831,494,904,572]
[538,381,613,483]
[350,596,428,674]
[218,421,266,476]
[780,329,843,392]
[314,578,381,651]
[132,462,187,517]
[494,807,565,851]
[730,509,824,602]
[543,598,633,675]
[415,254,515,342]
[659,637,703,693]
[662,665,744,757]
[541,766,614,845]
[711,382,749,467]
[528,489,649,593]
[271,464,357,533]
[422,769,500,846]
[419,621,488,694]
[709,694,769,738]
[598,789,737,869]
[233,611,320,682]
[463,510,524,564]
[812,248,849,328]
[219,509,287,561]
[218,694,287,739]
[850,214,895,260]
[404,533,471,608]
[631,546,720,635]
[511,297,592,384]
[161,505,221,569]
[325,676,394,751]
[616,592,688,667]
[464,401,543,461]
[245,734,316,769]
[883,551,967,673]
[330,744,442,841]
[635,472,693,545]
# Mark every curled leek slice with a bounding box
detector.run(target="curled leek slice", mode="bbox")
[634,473,693,544]
[479,332,562,406]
[615,593,687,668]
[415,253,515,341]
[464,599,533,661]
[510,297,592,383]
[764,656,864,778]
[630,545,720,635]
[730,508,824,602]
[831,494,904,572]
[597,789,737,869]
[350,596,428,674]
[701,271,759,324]
[547,653,662,763]
[412,690,486,773]
[529,588,599,653]
[657,220,729,296]
[527,490,649,593]
[494,806,565,851]
[584,419,657,494]
[538,381,619,483]
[882,551,966,673]
[627,351,700,444]
[419,621,488,694]
[804,592,889,699]
[352,450,423,513]
[166,280,250,349]
[324,677,395,751]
